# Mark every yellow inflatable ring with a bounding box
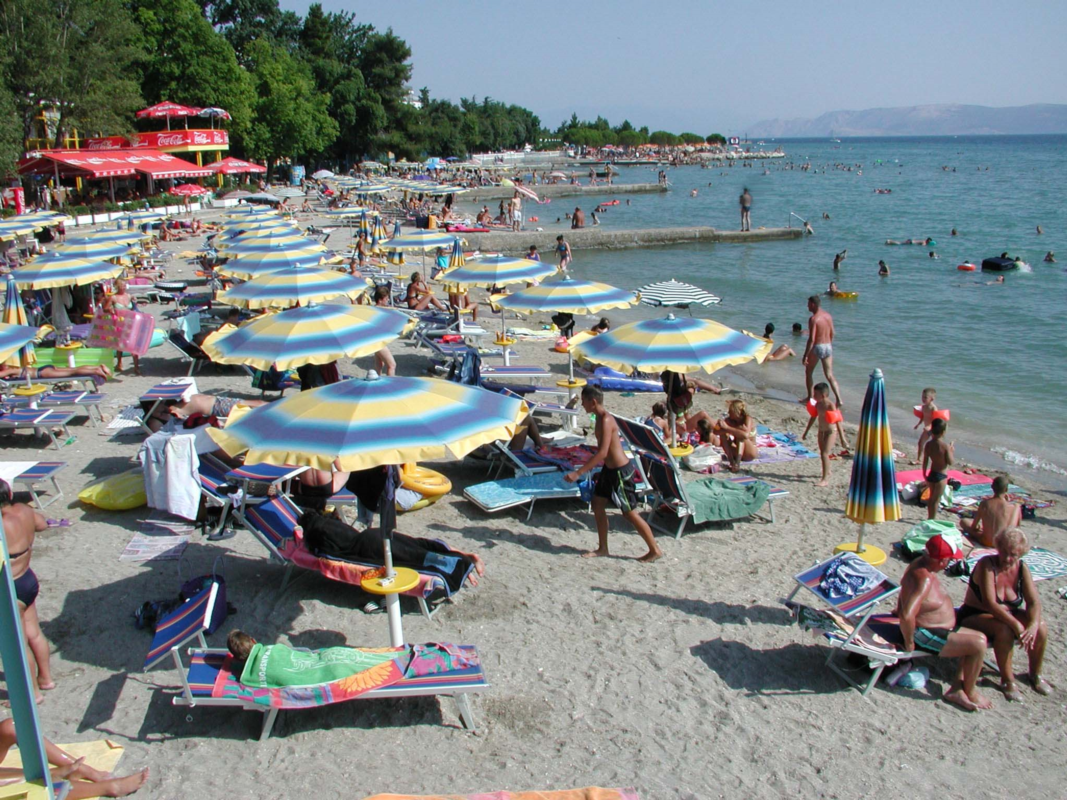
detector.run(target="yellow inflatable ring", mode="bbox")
[397,495,442,513]
[400,464,452,497]
[831,291,859,300]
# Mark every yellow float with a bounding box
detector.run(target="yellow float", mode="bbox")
[400,463,451,497]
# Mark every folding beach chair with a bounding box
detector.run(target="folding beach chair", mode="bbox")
[138,379,197,434]
[3,390,106,427]
[486,441,564,478]
[197,453,239,537]
[145,589,488,739]
[0,408,76,449]
[3,461,66,509]
[783,553,915,697]
[0,374,98,393]
[231,493,453,617]
[464,471,588,520]
[498,386,580,428]
[613,415,788,538]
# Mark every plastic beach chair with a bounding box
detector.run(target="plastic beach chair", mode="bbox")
[613,415,788,538]
[0,408,76,449]
[146,586,488,740]
[231,493,454,616]
[165,330,211,376]
[138,379,196,434]
[4,461,66,509]
[3,390,106,427]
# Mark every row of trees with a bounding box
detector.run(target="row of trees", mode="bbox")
[553,115,726,148]
[0,0,543,177]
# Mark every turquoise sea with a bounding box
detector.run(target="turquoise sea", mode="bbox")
[525,136,1067,483]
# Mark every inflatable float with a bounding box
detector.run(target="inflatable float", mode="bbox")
[599,200,620,206]
[446,225,489,233]
[957,263,976,272]
[401,464,451,497]
[78,468,146,510]
[581,367,662,392]
[913,406,951,421]
[830,291,859,300]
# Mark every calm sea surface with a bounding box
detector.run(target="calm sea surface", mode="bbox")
[521,136,1067,480]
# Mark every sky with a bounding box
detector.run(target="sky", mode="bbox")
[283,0,1067,135]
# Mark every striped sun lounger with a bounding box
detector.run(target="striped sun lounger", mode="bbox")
[138,380,197,434]
[0,408,76,449]
[3,390,107,427]
[5,461,67,509]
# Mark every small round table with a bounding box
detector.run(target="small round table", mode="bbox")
[13,384,48,409]
[833,542,888,566]
[668,443,694,458]
[56,341,83,368]
[361,567,420,647]
[494,335,516,366]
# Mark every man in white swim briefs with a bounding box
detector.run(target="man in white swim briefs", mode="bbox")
[802,295,843,409]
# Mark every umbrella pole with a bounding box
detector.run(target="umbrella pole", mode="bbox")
[667,372,678,448]
[856,523,867,554]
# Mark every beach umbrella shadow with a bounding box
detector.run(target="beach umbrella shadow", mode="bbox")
[594,587,792,626]
[689,638,848,696]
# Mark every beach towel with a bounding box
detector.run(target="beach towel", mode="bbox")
[239,642,402,690]
[900,519,962,556]
[363,790,639,800]
[687,477,769,524]
[819,555,882,600]
[217,643,477,709]
[1,739,125,800]
[894,469,991,487]
[962,547,1067,583]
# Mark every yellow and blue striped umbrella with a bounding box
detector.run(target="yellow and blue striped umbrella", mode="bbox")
[217,232,326,256]
[497,277,637,313]
[124,209,167,225]
[79,229,149,244]
[216,249,326,279]
[217,267,369,309]
[845,368,901,526]
[446,239,465,270]
[0,321,39,365]
[202,303,414,371]
[573,313,772,375]
[225,205,277,219]
[2,278,35,367]
[358,209,373,237]
[323,206,366,218]
[218,217,298,235]
[207,375,528,471]
[440,255,556,288]
[11,254,124,289]
[370,214,390,248]
[0,220,43,241]
[51,238,136,260]
[386,230,460,251]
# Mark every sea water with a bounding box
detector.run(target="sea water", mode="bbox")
[532,136,1067,482]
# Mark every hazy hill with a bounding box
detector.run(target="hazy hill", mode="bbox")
[748,103,1067,137]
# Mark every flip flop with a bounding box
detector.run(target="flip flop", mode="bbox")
[46,519,72,528]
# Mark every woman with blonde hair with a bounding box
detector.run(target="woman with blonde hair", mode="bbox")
[957,528,1050,701]
[718,399,757,471]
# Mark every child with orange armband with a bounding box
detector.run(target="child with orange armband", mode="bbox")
[914,387,939,463]
[802,382,849,487]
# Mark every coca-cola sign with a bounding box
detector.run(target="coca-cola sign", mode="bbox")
[85,136,129,150]
[130,130,229,149]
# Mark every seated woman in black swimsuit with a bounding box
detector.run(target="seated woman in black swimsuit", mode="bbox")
[957,528,1050,701]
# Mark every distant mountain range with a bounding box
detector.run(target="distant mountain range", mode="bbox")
[748,103,1067,138]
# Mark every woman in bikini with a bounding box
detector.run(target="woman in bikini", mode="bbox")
[957,528,1050,701]
[718,399,758,471]
[405,272,445,311]
[0,481,53,702]
[105,279,141,376]
[660,370,721,435]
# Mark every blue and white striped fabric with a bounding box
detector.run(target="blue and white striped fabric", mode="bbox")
[637,279,721,308]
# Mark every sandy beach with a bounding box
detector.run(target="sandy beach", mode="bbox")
[5,214,1066,800]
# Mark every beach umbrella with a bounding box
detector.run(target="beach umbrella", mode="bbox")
[0,220,43,241]
[370,214,390,248]
[170,184,209,197]
[838,368,900,565]
[323,206,366,218]
[217,266,369,309]
[124,209,167,224]
[208,374,527,646]
[440,255,555,288]
[311,169,335,179]
[217,232,326,256]
[225,205,277,218]
[48,239,136,261]
[637,279,721,313]
[79,229,149,245]
[246,193,281,204]
[575,313,772,450]
[202,303,414,371]
[446,239,465,270]
[0,321,39,371]
[274,187,305,199]
[11,255,124,289]
[2,278,35,369]
[215,249,325,279]
[217,222,301,241]
[385,231,460,251]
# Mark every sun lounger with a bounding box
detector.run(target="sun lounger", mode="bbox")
[239,365,300,398]
[165,329,211,375]
[498,386,580,426]
[782,553,913,696]
[231,493,455,615]
[144,588,487,739]
[3,390,106,427]
[613,415,787,537]
[464,471,588,520]
[197,453,238,537]
[487,441,564,478]
[1,461,66,508]
[0,408,76,449]
[0,374,98,393]
[138,379,197,434]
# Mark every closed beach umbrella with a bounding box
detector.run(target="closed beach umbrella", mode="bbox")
[202,303,414,371]
[838,368,900,565]
[11,256,124,289]
[124,209,167,224]
[370,214,390,249]
[215,249,325,279]
[2,278,35,368]
[217,267,369,309]
[637,279,721,313]
[446,239,465,270]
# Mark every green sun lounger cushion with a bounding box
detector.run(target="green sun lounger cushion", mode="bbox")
[688,477,770,524]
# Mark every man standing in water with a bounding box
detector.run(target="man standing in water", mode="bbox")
[739,187,752,231]
[565,386,662,562]
[802,295,843,409]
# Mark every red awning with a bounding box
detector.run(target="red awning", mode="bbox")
[207,157,266,175]
[136,101,201,119]
[18,149,212,179]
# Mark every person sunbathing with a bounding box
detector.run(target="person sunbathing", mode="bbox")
[141,393,265,432]
[0,718,148,797]
[957,528,1050,701]
[958,476,1022,548]
[718,400,757,471]
[0,364,111,384]
[405,272,445,311]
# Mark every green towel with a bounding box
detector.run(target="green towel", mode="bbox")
[239,643,398,689]
[688,478,770,524]
[901,519,961,556]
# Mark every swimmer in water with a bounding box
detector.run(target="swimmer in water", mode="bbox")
[878,260,890,276]
[929,251,938,259]
[833,250,847,270]
[1044,251,1056,263]
[987,276,1006,285]
[1036,225,1043,235]
[804,221,814,235]
[690,189,698,197]
[951,228,958,236]
[822,212,831,220]
[827,281,839,295]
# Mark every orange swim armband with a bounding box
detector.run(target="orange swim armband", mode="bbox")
[913,405,950,421]
[824,409,843,425]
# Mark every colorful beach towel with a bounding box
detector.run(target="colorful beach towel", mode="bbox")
[239,642,401,690]
[894,469,991,487]
[363,789,640,800]
[961,547,1067,583]
[750,427,817,463]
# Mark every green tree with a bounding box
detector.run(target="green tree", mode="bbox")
[241,37,337,174]
[0,0,143,144]
[617,129,648,147]
[706,133,726,145]
[0,79,21,177]
[649,130,679,146]
[679,132,705,144]
[198,0,300,61]
[131,0,255,142]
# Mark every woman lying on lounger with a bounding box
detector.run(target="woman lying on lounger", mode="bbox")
[141,393,265,432]
[0,364,112,384]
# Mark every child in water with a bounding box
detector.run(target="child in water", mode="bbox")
[802,382,849,487]
[914,387,938,462]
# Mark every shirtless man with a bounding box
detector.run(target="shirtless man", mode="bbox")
[897,534,993,711]
[832,249,847,270]
[923,418,953,519]
[571,207,585,229]
[1,481,53,701]
[959,476,1021,547]
[565,386,662,562]
[354,232,369,275]
[739,188,752,231]
[801,295,842,408]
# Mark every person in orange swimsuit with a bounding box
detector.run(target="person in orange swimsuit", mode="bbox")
[802,382,849,487]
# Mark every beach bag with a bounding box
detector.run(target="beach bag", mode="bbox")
[178,555,230,634]
[78,468,147,510]
[683,445,721,472]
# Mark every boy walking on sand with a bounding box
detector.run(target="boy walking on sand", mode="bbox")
[923,418,954,520]
[565,386,663,562]
[802,382,849,487]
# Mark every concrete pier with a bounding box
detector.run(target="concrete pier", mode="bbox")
[459,226,803,254]
[464,183,666,202]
